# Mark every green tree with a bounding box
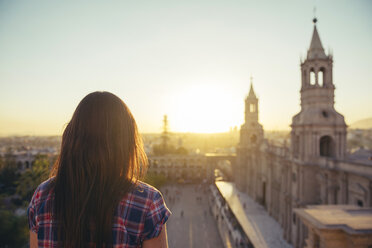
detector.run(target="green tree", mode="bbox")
[144,172,167,189]
[0,155,19,195]
[0,155,3,169]
[0,209,28,248]
[16,154,50,202]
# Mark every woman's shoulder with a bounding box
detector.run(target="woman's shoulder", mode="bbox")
[30,178,55,205]
[120,181,165,210]
[28,177,55,223]
[129,181,163,201]
[37,177,55,191]
[134,181,161,194]
[116,181,171,240]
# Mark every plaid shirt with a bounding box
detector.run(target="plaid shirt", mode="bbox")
[27,178,171,248]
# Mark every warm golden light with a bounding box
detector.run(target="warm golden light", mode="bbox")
[169,83,242,133]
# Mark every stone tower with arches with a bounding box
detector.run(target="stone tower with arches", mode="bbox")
[239,80,264,148]
[236,79,264,193]
[291,18,347,161]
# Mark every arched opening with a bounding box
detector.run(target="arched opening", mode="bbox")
[249,103,256,113]
[357,199,364,207]
[250,134,257,144]
[310,69,316,85]
[319,67,325,86]
[320,135,334,157]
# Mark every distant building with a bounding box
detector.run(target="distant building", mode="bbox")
[147,115,236,182]
[10,149,57,172]
[148,154,207,181]
[147,152,236,182]
[235,18,372,248]
[14,152,34,171]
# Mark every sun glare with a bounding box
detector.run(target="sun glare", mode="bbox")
[170,84,242,133]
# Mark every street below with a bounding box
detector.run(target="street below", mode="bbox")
[162,184,225,248]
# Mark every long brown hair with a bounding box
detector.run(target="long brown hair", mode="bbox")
[50,91,147,247]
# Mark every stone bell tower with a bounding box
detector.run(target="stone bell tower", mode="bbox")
[240,78,264,148]
[236,78,264,192]
[291,18,347,162]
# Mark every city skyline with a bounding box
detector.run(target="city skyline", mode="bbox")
[0,0,371,135]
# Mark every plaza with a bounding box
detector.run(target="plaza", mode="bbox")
[162,184,225,248]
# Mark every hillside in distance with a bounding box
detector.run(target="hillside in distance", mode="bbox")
[350,117,372,129]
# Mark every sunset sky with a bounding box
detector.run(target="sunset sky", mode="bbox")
[0,0,371,135]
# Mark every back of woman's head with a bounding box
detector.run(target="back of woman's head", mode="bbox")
[51,91,147,247]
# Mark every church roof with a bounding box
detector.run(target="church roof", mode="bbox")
[307,21,327,60]
[247,83,257,99]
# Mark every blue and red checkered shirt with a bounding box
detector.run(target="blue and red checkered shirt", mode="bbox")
[27,178,171,248]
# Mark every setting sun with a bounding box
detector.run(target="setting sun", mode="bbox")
[169,83,243,133]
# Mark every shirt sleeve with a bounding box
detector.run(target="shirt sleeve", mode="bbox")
[27,185,40,233]
[143,190,171,240]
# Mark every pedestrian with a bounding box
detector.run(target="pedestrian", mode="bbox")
[27,92,171,248]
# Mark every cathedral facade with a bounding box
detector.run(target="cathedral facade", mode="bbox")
[235,19,372,248]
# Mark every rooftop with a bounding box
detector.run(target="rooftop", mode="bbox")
[295,205,372,235]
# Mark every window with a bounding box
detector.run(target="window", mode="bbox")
[319,68,325,86]
[357,199,364,207]
[320,136,333,157]
[250,103,255,113]
[322,110,328,118]
[310,69,316,85]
